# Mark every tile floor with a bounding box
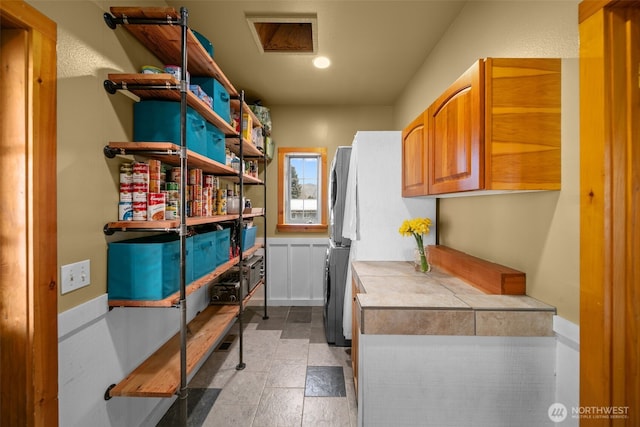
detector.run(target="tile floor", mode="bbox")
[158,305,356,427]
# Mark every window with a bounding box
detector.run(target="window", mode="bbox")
[277,147,327,232]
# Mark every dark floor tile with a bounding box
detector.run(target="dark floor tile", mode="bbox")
[156,388,221,427]
[304,366,346,397]
[281,322,312,339]
[311,307,325,324]
[255,318,286,331]
[287,307,312,323]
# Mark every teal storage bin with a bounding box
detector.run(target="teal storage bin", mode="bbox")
[206,122,226,164]
[108,234,194,300]
[192,29,214,57]
[134,100,208,157]
[190,77,230,124]
[193,228,230,279]
[215,228,230,267]
[193,231,217,280]
[241,226,257,251]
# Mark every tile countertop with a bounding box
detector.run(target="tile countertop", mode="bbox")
[352,261,556,337]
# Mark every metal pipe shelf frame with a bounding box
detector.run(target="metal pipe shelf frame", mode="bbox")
[100,6,269,424]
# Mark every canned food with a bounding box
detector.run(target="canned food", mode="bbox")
[132,162,149,183]
[118,202,133,221]
[169,168,180,183]
[149,179,162,193]
[132,182,148,202]
[132,201,147,221]
[119,183,133,202]
[165,201,179,220]
[147,193,166,221]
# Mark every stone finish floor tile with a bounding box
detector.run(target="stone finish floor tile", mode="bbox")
[305,366,347,397]
[274,338,310,362]
[183,306,355,426]
[157,388,221,427]
[252,387,305,427]
[308,343,351,367]
[201,403,258,427]
[266,359,308,388]
[302,396,352,427]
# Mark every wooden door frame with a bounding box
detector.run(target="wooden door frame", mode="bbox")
[579,1,640,425]
[0,1,58,426]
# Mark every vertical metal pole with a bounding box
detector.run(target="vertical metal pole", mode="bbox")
[236,90,246,370]
[178,6,189,426]
[262,135,269,320]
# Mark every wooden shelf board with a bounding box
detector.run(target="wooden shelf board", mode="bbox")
[225,136,264,158]
[106,73,236,135]
[109,7,238,97]
[108,244,265,308]
[106,141,242,177]
[108,304,239,398]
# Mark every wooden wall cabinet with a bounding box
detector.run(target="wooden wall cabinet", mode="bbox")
[401,112,428,197]
[402,57,561,197]
[428,59,484,194]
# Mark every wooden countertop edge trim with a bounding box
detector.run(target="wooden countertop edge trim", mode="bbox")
[427,245,526,295]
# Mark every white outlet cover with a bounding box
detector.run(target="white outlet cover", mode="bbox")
[61,260,91,294]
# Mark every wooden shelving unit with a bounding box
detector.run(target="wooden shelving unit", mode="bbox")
[108,244,264,307]
[107,304,239,398]
[102,6,270,409]
[104,142,263,181]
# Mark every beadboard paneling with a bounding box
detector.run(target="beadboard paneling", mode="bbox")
[267,238,328,305]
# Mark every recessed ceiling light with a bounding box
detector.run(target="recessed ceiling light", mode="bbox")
[313,56,331,69]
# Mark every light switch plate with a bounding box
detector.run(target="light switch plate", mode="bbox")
[61,260,91,294]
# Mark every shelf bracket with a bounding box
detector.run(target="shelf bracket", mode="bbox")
[103,224,115,236]
[103,145,121,159]
[103,80,119,95]
[104,384,115,400]
[102,12,182,29]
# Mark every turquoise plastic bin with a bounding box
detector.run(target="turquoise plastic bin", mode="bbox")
[206,122,226,164]
[107,234,194,300]
[190,77,230,124]
[133,100,208,157]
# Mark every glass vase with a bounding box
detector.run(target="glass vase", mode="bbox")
[414,246,431,273]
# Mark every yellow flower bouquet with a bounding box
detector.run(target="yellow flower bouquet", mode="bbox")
[399,217,432,272]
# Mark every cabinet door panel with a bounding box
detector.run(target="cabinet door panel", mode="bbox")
[428,60,483,194]
[401,113,428,197]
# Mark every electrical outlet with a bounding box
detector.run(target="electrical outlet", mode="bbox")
[61,260,91,294]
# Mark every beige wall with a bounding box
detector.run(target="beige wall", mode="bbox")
[393,1,580,323]
[34,0,579,321]
[29,0,167,312]
[245,105,394,238]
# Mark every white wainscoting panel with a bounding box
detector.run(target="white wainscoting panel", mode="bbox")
[554,315,580,427]
[266,237,329,306]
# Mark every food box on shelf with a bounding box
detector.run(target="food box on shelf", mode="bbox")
[190,77,230,124]
[192,228,230,280]
[205,122,226,164]
[107,234,194,300]
[134,100,207,157]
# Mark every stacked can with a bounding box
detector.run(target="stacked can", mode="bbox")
[132,162,149,221]
[118,162,133,221]
[188,168,203,217]
[164,181,180,220]
[147,160,165,221]
[216,187,227,215]
[148,160,162,193]
[203,175,218,216]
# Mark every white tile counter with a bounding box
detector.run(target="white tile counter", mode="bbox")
[351,261,559,427]
[353,260,556,337]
